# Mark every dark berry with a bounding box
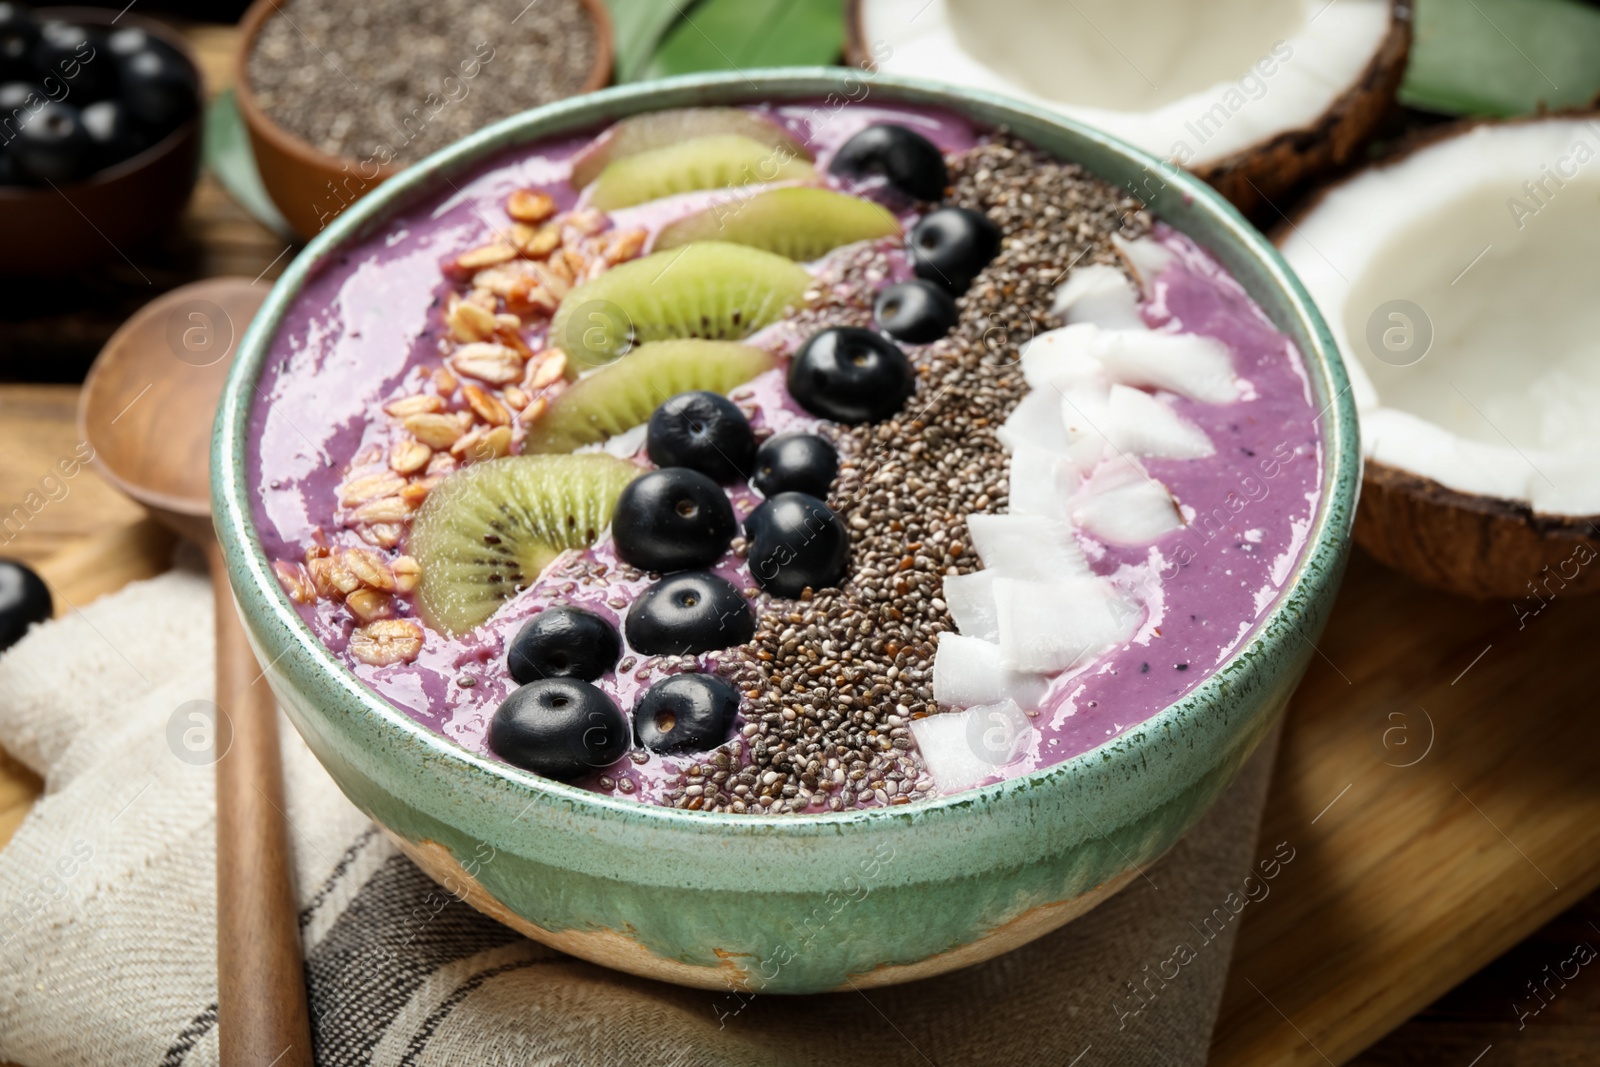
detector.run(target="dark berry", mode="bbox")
[80,99,147,170]
[12,100,90,184]
[507,605,621,684]
[788,326,913,424]
[0,4,38,81]
[908,207,1001,294]
[611,467,736,573]
[874,278,958,344]
[752,433,837,499]
[0,559,52,652]
[744,492,849,598]
[488,678,631,782]
[829,123,948,201]
[32,22,112,101]
[646,391,755,484]
[109,34,196,132]
[624,571,753,656]
[633,673,741,754]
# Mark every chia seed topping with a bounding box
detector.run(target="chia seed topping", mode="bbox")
[705,137,1151,814]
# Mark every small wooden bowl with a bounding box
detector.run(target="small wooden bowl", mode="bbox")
[233,0,613,241]
[0,7,202,277]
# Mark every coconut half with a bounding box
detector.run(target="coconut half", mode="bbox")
[847,0,1410,215]
[1280,115,1600,599]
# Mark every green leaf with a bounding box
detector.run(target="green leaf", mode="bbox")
[1400,0,1600,116]
[202,89,296,241]
[641,0,843,79]
[605,0,692,83]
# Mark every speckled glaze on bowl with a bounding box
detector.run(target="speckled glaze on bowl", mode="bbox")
[213,70,1358,995]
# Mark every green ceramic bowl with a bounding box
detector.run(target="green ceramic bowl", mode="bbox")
[213,69,1357,995]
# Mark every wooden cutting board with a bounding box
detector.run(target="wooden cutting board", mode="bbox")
[7,497,1598,1066]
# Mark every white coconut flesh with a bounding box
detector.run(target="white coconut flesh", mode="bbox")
[860,0,1390,167]
[1280,117,1600,517]
[922,238,1244,788]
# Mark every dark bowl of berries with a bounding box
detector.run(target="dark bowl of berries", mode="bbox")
[0,4,201,276]
[212,71,1357,993]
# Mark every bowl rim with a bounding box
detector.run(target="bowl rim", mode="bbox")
[230,0,616,180]
[0,4,202,202]
[214,67,1358,840]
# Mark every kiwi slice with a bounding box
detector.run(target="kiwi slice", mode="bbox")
[409,454,640,636]
[587,135,818,211]
[550,242,812,366]
[572,108,810,191]
[525,340,776,454]
[653,187,902,260]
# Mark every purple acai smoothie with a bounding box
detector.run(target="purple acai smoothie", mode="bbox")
[246,101,1322,813]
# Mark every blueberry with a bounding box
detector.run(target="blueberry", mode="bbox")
[624,571,753,656]
[488,677,631,782]
[611,467,736,573]
[0,4,38,81]
[110,34,196,132]
[908,207,1001,294]
[752,433,837,499]
[507,605,621,684]
[80,99,147,170]
[646,391,755,484]
[0,559,51,652]
[745,492,849,598]
[33,22,112,101]
[829,123,948,201]
[633,673,741,754]
[11,100,89,184]
[788,326,913,424]
[874,278,958,344]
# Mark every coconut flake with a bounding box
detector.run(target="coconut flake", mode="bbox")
[1008,444,1081,518]
[909,699,1032,793]
[1105,383,1215,458]
[932,632,1049,709]
[966,513,1092,579]
[943,570,1000,642]
[997,388,1072,454]
[994,575,1141,673]
[1052,263,1145,329]
[1071,456,1184,543]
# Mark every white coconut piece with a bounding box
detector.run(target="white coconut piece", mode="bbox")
[597,422,649,458]
[1070,456,1184,543]
[997,388,1071,454]
[993,576,1141,673]
[1023,323,1238,404]
[1007,444,1080,518]
[909,699,1033,793]
[1106,383,1215,458]
[942,569,1000,641]
[1052,263,1145,329]
[1093,330,1240,404]
[1281,116,1600,518]
[1113,234,1177,294]
[932,633,1050,709]
[1019,323,1103,389]
[859,0,1393,169]
[966,513,1092,579]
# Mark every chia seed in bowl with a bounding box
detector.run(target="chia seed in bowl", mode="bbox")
[245,0,602,166]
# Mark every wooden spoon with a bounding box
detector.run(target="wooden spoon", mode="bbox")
[79,278,315,1067]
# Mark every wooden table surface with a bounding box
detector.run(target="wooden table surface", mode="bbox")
[4,17,1600,1067]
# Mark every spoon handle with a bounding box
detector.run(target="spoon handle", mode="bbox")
[209,544,315,1067]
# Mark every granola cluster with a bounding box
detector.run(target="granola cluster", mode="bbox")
[271,187,647,665]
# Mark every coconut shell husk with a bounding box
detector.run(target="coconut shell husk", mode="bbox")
[1357,461,1600,600]
[841,0,1411,220]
